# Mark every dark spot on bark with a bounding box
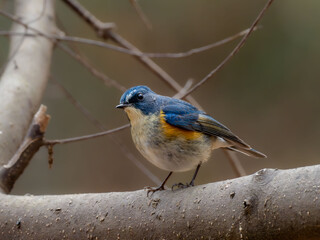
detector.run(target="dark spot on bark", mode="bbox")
[16,218,21,229]
[230,191,235,199]
[243,199,251,208]
[55,208,61,213]
[243,195,258,215]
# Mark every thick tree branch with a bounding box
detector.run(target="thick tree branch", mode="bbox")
[0,0,56,165]
[0,165,319,239]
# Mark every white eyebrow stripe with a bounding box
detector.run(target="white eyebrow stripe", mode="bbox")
[126,89,137,102]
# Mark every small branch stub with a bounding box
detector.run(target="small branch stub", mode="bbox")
[0,105,50,193]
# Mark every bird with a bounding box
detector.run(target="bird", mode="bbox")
[116,86,266,194]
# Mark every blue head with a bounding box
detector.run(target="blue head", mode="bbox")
[116,86,160,115]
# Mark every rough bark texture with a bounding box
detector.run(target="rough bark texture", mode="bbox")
[0,0,56,165]
[0,165,319,240]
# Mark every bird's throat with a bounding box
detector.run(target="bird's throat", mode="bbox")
[124,107,145,125]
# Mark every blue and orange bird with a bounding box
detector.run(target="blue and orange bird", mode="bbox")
[116,86,266,194]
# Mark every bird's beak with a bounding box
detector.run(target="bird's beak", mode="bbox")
[116,103,129,109]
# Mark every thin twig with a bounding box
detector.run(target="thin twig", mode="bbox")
[62,0,115,37]
[24,0,48,25]
[129,0,152,30]
[52,80,106,129]
[52,79,162,185]
[0,31,34,37]
[141,27,260,58]
[181,0,275,99]
[56,16,127,92]
[108,31,203,110]
[59,28,257,58]
[223,150,246,177]
[44,124,129,145]
[57,43,127,92]
[172,79,193,99]
[0,28,257,58]
[0,9,54,39]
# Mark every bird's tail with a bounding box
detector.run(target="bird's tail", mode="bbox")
[225,146,267,158]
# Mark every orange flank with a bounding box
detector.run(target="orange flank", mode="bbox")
[160,111,202,140]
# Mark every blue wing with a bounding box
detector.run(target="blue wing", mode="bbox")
[162,103,250,148]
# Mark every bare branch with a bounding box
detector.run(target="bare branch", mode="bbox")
[172,79,193,99]
[61,0,115,37]
[129,0,152,30]
[0,9,56,40]
[181,0,275,99]
[223,150,246,177]
[44,124,129,145]
[0,27,259,59]
[0,165,319,239]
[52,79,106,130]
[140,27,260,58]
[0,105,50,193]
[57,43,127,92]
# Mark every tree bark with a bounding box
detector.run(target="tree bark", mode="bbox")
[0,0,56,165]
[0,165,319,240]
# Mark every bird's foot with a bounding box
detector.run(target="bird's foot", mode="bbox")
[144,185,165,197]
[171,181,194,191]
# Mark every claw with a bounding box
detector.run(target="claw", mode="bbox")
[145,185,165,197]
[144,172,173,197]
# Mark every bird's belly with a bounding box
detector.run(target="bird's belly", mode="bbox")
[131,116,213,172]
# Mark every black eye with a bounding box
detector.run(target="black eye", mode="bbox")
[137,93,144,100]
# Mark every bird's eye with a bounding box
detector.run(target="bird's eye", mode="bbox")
[137,93,144,100]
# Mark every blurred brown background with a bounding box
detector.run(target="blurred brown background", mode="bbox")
[0,0,319,195]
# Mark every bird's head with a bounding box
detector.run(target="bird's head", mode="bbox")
[116,86,160,122]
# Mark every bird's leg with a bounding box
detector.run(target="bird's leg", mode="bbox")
[172,163,202,190]
[145,171,173,196]
[189,163,201,186]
